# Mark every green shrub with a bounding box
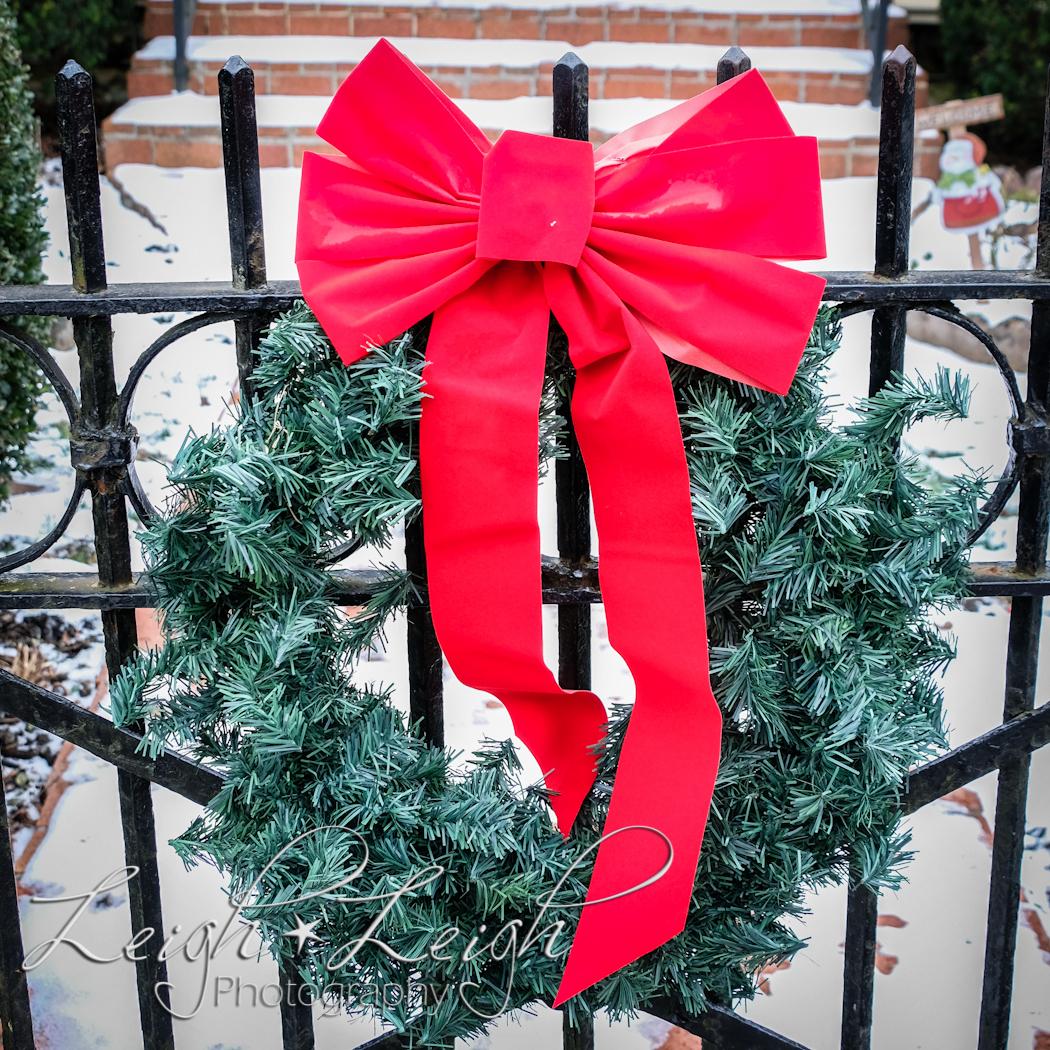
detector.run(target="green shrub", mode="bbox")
[0,0,47,506]
[941,0,1050,169]
[11,0,139,69]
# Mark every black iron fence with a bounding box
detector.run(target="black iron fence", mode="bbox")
[0,42,1048,1050]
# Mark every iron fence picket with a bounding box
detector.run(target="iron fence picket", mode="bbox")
[975,63,1050,1050]
[0,43,1049,1050]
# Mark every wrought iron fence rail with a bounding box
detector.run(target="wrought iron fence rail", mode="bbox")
[5,271,1050,320]
[1,560,1048,614]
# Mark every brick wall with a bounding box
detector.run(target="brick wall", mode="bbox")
[103,111,942,178]
[143,1,909,49]
[129,56,928,107]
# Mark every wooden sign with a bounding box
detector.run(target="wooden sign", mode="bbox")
[914,94,1005,134]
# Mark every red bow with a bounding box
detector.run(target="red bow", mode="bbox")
[296,38,826,1004]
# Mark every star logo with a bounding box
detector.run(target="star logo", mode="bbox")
[282,915,323,954]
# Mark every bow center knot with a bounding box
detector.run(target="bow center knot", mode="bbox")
[476,129,595,267]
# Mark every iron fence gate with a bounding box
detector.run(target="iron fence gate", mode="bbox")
[0,40,1049,1050]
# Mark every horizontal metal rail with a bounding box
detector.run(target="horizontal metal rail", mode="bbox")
[649,998,813,1050]
[1,561,1045,611]
[5,649,1046,825]
[3,271,1050,319]
[0,667,223,805]
[902,699,1050,812]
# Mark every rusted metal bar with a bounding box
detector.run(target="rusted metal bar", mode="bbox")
[405,509,445,742]
[9,558,1050,613]
[904,701,1050,812]
[172,0,197,93]
[0,667,222,809]
[11,272,1050,320]
[649,998,813,1049]
[868,46,915,394]
[976,63,1050,1050]
[842,47,916,1050]
[55,64,175,1050]
[716,45,752,84]
[219,56,267,401]
[553,52,593,699]
[0,775,35,1049]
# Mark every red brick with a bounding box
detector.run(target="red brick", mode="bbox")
[468,78,533,99]
[294,141,340,165]
[737,26,796,46]
[818,151,846,178]
[850,152,878,177]
[226,14,287,33]
[482,20,540,38]
[608,23,671,42]
[354,16,413,34]
[416,17,477,36]
[257,3,287,10]
[917,145,941,180]
[143,11,174,35]
[761,72,802,103]
[104,137,155,168]
[271,74,335,94]
[887,17,908,49]
[602,74,668,99]
[800,27,856,47]
[155,141,224,167]
[257,125,287,137]
[290,14,349,33]
[673,24,731,45]
[430,78,465,97]
[269,62,301,71]
[258,143,291,167]
[127,71,174,96]
[915,80,930,109]
[804,78,866,105]
[552,21,606,45]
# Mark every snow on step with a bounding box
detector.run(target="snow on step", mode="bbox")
[103,90,943,178]
[142,0,908,52]
[130,35,927,107]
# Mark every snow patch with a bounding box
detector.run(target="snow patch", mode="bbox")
[137,34,877,73]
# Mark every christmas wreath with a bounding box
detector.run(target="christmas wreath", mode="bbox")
[113,301,981,1046]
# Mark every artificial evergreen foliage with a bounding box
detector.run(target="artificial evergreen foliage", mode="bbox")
[113,304,981,1045]
[941,0,1050,169]
[0,0,46,506]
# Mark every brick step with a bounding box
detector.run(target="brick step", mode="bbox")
[143,0,908,49]
[130,36,927,105]
[102,90,942,177]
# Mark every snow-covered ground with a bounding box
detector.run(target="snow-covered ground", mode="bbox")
[1,162,1046,1049]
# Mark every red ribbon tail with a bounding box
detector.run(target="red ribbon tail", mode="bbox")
[553,325,722,1005]
[421,262,607,834]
